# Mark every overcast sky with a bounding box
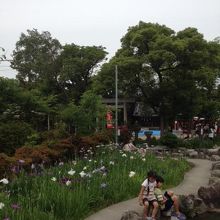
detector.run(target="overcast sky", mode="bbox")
[0,0,220,78]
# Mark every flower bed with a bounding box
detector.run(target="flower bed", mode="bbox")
[0,145,190,220]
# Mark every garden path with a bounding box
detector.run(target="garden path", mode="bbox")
[85,159,212,220]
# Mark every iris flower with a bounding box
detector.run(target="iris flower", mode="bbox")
[129,171,136,178]
[0,178,9,184]
[68,169,76,176]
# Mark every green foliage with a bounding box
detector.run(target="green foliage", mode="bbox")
[61,90,106,135]
[93,22,220,131]
[0,121,32,154]
[40,124,69,144]
[11,29,62,91]
[159,135,220,149]
[151,136,159,146]
[0,147,190,220]
[160,133,179,148]
[59,44,107,102]
[25,132,41,147]
[186,138,214,149]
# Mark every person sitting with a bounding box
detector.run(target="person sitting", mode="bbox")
[138,170,159,220]
[123,139,146,156]
[154,175,186,220]
[123,139,138,152]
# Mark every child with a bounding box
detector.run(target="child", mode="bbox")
[138,170,158,220]
[154,175,186,220]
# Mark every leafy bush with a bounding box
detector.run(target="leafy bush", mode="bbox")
[0,153,16,177]
[186,138,214,149]
[92,129,114,144]
[151,137,159,146]
[40,125,68,144]
[14,145,61,165]
[0,121,32,154]
[160,133,179,148]
[25,132,41,147]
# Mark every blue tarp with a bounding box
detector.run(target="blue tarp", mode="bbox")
[138,130,161,137]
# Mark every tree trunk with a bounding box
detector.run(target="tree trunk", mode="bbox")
[47,114,50,131]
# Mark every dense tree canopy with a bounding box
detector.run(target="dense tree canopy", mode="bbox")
[11,29,62,93]
[93,22,220,132]
[58,44,107,102]
[0,22,219,154]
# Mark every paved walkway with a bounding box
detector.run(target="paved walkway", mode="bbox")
[85,159,212,220]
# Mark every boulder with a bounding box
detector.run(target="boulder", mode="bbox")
[188,151,199,158]
[207,148,220,156]
[198,152,205,159]
[198,182,220,208]
[178,194,208,218]
[210,155,220,161]
[205,155,210,160]
[209,177,220,185]
[171,153,184,158]
[120,210,170,220]
[120,210,142,220]
[212,162,220,170]
[211,170,220,178]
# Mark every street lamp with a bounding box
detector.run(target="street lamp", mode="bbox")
[115,65,118,147]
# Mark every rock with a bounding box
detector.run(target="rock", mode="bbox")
[198,182,220,208]
[198,152,205,159]
[209,177,220,185]
[171,153,184,158]
[178,194,208,218]
[211,170,220,178]
[186,149,195,154]
[120,210,142,220]
[212,162,220,170]
[188,151,198,158]
[210,155,220,161]
[205,155,210,160]
[207,148,220,156]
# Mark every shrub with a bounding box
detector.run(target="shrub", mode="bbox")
[14,145,61,165]
[186,138,214,149]
[40,122,68,142]
[0,153,16,177]
[92,129,114,144]
[151,137,159,146]
[160,133,179,148]
[25,132,41,147]
[0,121,32,155]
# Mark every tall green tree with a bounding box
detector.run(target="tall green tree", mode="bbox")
[61,90,106,135]
[11,29,62,93]
[93,22,220,133]
[58,44,107,102]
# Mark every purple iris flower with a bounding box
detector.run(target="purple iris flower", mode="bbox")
[11,204,21,210]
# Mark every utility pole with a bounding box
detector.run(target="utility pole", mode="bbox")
[115,65,118,147]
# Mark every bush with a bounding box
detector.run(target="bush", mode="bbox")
[151,137,159,146]
[160,133,179,148]
[92,129,114,144]
[0,153,16,177]
[186,138,214,149]
[0,121,32,155]
[118,129,132,145]
[40,127,68,145]
[14,145,61,165]
[25,132,41,147]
